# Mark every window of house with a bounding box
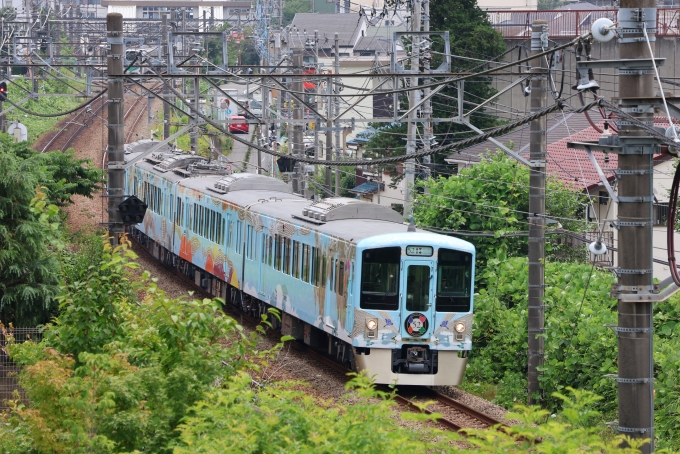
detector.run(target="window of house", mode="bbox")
[599,191,609,206]
[655,203,670,226]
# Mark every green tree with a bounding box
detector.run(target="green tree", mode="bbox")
[412,151,587,267]
[283,0,312,26]
[364,0,507,185]
[0,237,654,453]
[0,136,103,326]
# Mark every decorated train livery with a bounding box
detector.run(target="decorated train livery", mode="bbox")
[124,141,476,386]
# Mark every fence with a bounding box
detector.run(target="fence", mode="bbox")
[487,8,680,39]
[0,325,43,410]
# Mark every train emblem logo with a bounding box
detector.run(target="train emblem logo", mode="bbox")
[406,313,428,337]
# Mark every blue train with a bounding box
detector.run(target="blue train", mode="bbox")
[124,140,476,386]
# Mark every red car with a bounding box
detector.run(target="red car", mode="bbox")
[229,116,249,134]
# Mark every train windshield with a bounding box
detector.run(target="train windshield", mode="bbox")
[436,249,472,312]
[360,247,400,310]
[250,100,262,109]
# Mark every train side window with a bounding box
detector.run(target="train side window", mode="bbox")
[303,245,311,283]
[229,219,234,248]
[236,220,243,254]
[245,225,252,259]
[213,211,218,242]
[338,261,345,296]
[267,235,272,267]
[311,247,318,286]
[292,241,300,279]
[274,234,281,270]
[330,258,336,291]
[284,238,291,274]
[301,244,308,283]
[436,249,473,312]
[360,247,400,310]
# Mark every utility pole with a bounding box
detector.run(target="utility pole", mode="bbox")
[314,29,320,169]
[260,68,267,175]
[527,19,547,406]
[422,0,431,177]
[190,75,198,153]
[616,1,655,450]
[334,33,340,196]
[162,12,170,140]
[292,47,303,194]
[106,13,125,245]
[325,37,334,194]
[404,0,421,216]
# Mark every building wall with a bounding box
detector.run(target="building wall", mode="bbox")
[478,0,538,10]
[108,5,136,18]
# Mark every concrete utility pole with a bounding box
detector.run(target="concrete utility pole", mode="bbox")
[404,0,421,216]
[260,70,267,175]
[616,1,655,450]
[421,0,431,176]
[527,19,547,406]
[106,13,125,245]
[190,75,199,153]
[162,13,170,140]
[292,47,304,194]
[334,33,340,196]
[314,30,320,167]
[325,38,334,193]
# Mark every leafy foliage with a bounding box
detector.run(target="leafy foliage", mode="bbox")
[413,151,587,266]
[364,0,507,170]
[283,0,312,26]
[0,136,103,326]
[465,248,680,451]
[5,77,84,142]
[0,236,652,453]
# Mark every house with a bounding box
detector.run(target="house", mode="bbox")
[101,0,253,23]
[449,112,678,279]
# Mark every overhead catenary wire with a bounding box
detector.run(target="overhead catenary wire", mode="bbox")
[133,70,600,166]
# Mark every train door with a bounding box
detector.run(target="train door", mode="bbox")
[399,258,435,339]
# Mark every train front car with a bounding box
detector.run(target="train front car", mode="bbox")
[352,233,475,386]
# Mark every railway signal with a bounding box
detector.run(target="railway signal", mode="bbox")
[0,81,7,101]
[118,195,147,225]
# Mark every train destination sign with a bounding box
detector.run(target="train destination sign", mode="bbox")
[406,246,434,257]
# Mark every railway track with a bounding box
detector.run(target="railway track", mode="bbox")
[129,234,505,436]
[40,83,161,154]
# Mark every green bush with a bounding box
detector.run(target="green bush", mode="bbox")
[0,238,656,453]
[465,248,680,450]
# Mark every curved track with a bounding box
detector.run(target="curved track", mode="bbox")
[129,234,505,436]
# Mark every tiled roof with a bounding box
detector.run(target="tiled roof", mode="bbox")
[547,117,670,189]
[451,112,592,165]
[451,114,671,189]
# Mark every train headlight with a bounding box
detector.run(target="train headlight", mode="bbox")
[366,319,378,330]
[454,322,466,333]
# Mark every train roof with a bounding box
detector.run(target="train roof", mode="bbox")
[125,147,470,246]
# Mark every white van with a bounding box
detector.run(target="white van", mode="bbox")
[249,93,263,118]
